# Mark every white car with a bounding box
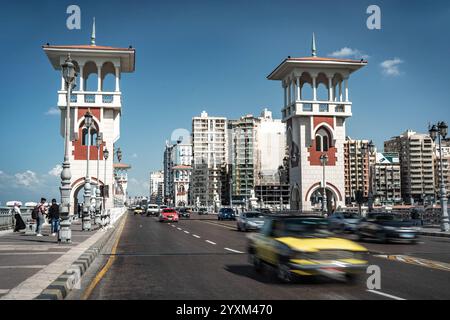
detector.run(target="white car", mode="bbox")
[146,204,159,216]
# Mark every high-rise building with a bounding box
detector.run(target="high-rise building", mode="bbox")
[149,170,164,204]
[191,111,227,206]
[374,153,402,205]
[384,130,435,204]
[267,35,367,212]
[171,138,192,207]
[163,142,174,204]
[227,108,287,207]
[343,138,376,204]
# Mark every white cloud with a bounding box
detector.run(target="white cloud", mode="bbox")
[14,170,40,187]
[48,165,63,177]
[329,47,369,60]
[45,108,60,116]
[380,58,404,76]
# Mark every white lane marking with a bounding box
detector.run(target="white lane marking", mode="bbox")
[171,225,176,227]
[0,265,46,269]
[224,248,244,254]
[184,231,190,234]
[367,290,406,300]
[205,240,216,245]
[193,235,201,238]
[177,228,182,231]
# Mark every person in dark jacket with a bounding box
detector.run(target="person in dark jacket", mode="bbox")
[48,199,60,236]
[13,202,26,232]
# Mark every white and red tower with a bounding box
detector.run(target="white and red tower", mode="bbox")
[267,35,367,212]
[43,23,135,215]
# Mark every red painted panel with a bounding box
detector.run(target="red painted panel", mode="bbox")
[313,116,334,129]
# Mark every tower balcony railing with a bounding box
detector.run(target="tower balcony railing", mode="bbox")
[58,90,122,108]
[281,100,352,120]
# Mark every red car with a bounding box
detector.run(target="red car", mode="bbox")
[159,208,179,222]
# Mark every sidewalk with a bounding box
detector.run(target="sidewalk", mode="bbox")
[419,227,450,238]
[0,219,107,299]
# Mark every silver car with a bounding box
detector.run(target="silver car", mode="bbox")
[237,211,265,232]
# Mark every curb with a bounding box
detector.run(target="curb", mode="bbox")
[419,231,450,238]
[34,214,125,300]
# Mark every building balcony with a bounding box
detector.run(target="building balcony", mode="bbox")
[58,90,122,109]
[282,100,352,121]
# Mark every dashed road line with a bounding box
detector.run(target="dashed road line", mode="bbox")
[224,248,244,254]
[184,231,190,234]
[205,240,216,245]
[177,228,182,231]
[367,290,406,300]
[193,235,201,239]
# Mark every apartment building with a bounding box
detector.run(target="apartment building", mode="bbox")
[374,153,402,204]
[191,111,227,206]
[384,130,435,204]
[344,138,376,204]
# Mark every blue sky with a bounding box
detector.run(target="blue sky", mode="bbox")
[0,0,449,203]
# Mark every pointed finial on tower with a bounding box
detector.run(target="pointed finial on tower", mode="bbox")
[311,32,317,57]
[91,17,96,46]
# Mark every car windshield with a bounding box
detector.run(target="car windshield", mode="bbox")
[246,212,264,218]
[273,218,331,238]
[221,209,234,214]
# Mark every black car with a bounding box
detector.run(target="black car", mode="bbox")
[178,208,191,218]
[218,208,236,221]
[356,212,419,243]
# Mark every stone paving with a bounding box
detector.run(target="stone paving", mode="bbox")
[0,219,103,299]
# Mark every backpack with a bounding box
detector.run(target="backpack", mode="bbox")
[31,205,40,219]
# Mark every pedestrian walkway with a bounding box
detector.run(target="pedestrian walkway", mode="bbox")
[0,219,102,299]
[419,227,450,238]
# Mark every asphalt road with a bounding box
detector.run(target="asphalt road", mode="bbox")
[77,211,450,300]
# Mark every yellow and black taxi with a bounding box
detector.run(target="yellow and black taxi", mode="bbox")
[247,215,368,283]
[133,206,144,215]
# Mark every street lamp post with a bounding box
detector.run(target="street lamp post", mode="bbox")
[82,110,93,231]
[103,147,109,228]
[59,54,77,243]
[95,133,103,226]
[429,122,449,232]
[320,153,328,215]
[278,166,283,212]
[362,141,375,212]
[258,172,263,210]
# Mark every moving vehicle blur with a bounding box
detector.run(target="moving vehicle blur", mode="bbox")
[133,206,144,215]
[247,215,368,283]
[146,204,159,216]
[159,208,179,222]
[197,207,209,215]
[178,207,191,218]
[237,211,265,232]
[328,212,362,233]
[218,208,236,221]
[356,212,419,243]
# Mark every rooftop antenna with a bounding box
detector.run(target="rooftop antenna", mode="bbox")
[311,32,317,57]
[91,17,96,46]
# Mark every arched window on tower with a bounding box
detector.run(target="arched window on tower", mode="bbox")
[315,127,331,152]
[81,126,98,146]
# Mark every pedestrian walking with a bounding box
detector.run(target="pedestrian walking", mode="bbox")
[48,199,60,236]
[35,198,46,236]
[13,202,26,232]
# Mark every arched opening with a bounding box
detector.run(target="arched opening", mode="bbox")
[309,187,337,213]
[83,61,98,92]
[101,62,116,92]
[315,127,332,152]
[333,73,344,102]
[316,73,329,101]
[300,72,313,101]
[80,120,99,146]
